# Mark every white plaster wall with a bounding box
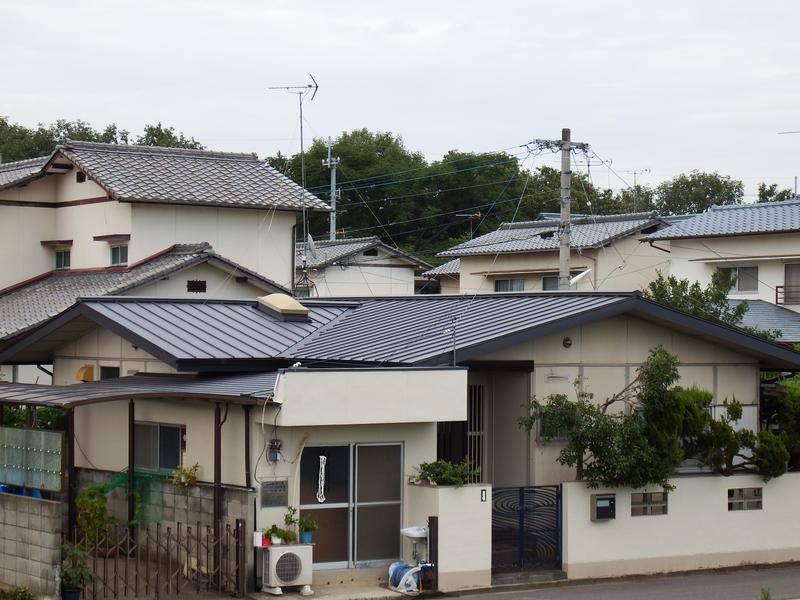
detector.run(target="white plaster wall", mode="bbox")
[438,276,460,295]
[126,262,265,299]
[0,205,55,289]
[0,174,56,203]
[129,204,296,288]
[563,473,800,579]
[54,173,107,202]
[274,368,467,426]
[406,484,492,592]
[594,235,670,291]
[54,201,132,269]
[307,265,415,297]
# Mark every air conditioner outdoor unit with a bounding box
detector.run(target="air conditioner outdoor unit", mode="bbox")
[262,544,313,596]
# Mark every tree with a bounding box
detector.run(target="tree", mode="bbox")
[135,122,203,149]
[654,170,744,215]
[757,182,794,203]
[643,271,780,339]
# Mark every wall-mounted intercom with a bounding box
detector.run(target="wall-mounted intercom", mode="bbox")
[590,493,616,521]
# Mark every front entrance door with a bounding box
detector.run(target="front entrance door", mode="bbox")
[299,443,403,568]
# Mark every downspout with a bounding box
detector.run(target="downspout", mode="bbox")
[290,224,297,293]
[67,408,77,530]
[128,399,136,529]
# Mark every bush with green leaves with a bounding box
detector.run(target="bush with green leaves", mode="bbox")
[61,543,94,589]
[3,587,36,600]
[414,459,480,487]
[75,485,115,543]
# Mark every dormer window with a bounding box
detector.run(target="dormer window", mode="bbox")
[110,245,128,266]
[55,249,71,270]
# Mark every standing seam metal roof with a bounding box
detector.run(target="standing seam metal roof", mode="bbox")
[730,299,800,343]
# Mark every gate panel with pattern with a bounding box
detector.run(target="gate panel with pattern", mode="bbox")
[491,485,561,572]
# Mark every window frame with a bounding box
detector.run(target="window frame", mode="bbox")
[494,278,524,293]
[134,421,185,473]
[110,244,129,266]
[55,249,71,270]
[719,266,759,293]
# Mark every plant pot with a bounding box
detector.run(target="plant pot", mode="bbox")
[299,531,313,544]
[62,587,82,600]
[270,535,282,545]
[261,537,271,548]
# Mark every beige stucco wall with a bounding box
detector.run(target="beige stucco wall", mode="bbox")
[54,201,132,270]
[406,484,492,592]
[438,276,460,295]
[474,314,760,487]
[563,473,800,579]
[274,368,467,426]
[0,205,55,289]
[307,264,415,296]
[130,204,297,288]
[667,233,800,307]
[127,262,266,299]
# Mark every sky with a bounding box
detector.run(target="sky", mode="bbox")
[2,1,799,197]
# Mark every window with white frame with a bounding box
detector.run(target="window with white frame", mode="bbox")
[494,278,524,292]
[719,267,758,292]
[110,245,128,266]
[134,422,185,472]
[728,487,762,511]
[55,249,71,270]
[631,491,668,516]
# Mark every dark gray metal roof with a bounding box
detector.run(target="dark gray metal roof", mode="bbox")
[0,372,279,407]
[0,156,48,187]
[422,258,460,278]
[645,200,800,240]
[4,292,800,371]
[0,141,329,212]
[296,236,431,269]
[0,243,287,342]
[438,213,662,257]
[730,299,800,343]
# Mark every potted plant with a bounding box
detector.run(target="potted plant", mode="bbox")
[412,458,481,487]
[170,463,200,489]
[298,514,318,544]
[61,542,94,600]
[265,524,283,545]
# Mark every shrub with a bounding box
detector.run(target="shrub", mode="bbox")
[5,587,36,600]
[414,459,480,487]
[61,543,94,589]
[75,485,115,543]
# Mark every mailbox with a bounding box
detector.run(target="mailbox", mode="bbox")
[591,493,616,521]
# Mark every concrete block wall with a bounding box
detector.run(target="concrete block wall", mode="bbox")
[0,493,62,598]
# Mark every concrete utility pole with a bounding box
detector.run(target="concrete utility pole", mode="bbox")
[559,128,572,290]
[322,137,340,241]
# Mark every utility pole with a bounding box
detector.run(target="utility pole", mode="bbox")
[529,130,590,291]
[322,137,340,241]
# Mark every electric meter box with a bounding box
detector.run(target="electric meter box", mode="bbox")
[590,493,616,521]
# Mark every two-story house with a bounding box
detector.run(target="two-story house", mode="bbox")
[425,212,669,294]
[0,141,330,382]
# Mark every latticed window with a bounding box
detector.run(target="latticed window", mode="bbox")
[631,491,668,516]
[728,487,762,511]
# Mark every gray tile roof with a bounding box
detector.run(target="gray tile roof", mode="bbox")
[645,200,800,240]
[422,258,460,278]
[438,212,662,257]
[0,156,49,187]
[0,141,329,212]
[0,244,286,341]
[730,299,800,343]
[6,292,800,371]
[0,371,279,407]
[296,236,430,269]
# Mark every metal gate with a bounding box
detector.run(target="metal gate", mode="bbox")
[491,485,561,572]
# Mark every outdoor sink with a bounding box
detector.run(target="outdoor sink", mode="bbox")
[400,526,428,539]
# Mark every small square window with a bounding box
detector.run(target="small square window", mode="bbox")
[631,491,668,516]
[76,171,86,183]
[542,276,559,291]
[99,366,120,380]
[110,245,128,266]
[134,422,185,472]
[728,487,762,511]
[494,278,524,292]
[187,280,207,293]
[55,249,71,270]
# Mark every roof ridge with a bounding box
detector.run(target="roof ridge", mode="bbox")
[709,199,800,212]
[501,211,658,230]
[62,140,259,162]
[0,156,49,171]
[300,236,379,247]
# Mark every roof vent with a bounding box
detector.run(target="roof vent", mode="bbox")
[257,293,311,322]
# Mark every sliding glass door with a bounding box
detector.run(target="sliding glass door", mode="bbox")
[299,443,403,568]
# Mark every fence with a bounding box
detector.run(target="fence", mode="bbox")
[0,426,63,491]
[69,520,246,599]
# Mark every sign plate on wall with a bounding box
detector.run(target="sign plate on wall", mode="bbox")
[260,479,289,507]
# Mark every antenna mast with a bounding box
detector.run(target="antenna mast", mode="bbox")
[269,74,319,252]
[323,136,340,241]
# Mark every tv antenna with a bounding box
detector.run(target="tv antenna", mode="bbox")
[269,74,319,262]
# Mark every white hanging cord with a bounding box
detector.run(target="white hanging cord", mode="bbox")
[316,455,327,503]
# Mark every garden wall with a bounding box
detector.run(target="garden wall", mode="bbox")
[0,493,62,598]
[563,472,800,580]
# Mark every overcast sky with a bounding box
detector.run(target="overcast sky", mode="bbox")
[2,1,799,197]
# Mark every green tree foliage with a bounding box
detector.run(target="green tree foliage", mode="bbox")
[519,346,790,488]
[0,115,201,162]
[757,182,794,203]
[643,271,780,340]
[654,170,744,215]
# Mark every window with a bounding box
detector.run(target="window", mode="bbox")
[631,491,668,516]
[728,487,762,511]
[99,366,120,380]
[134,422,185,472]
[784,263,800,304]
[542,276,559,291]
[494,278,524,292]
[55,249,71,270]
[719,267,758,292]
[110,245,128,265]
[186,280,207,293]
[76,171,86,183]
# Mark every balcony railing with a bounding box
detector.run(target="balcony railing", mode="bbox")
[775,285,800,305]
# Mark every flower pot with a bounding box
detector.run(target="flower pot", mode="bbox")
[62,587,82,600]
[270,535,282,545]
[299,531,313,544]
[262,537,271,548]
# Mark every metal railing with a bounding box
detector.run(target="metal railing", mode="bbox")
[775,285,800,304]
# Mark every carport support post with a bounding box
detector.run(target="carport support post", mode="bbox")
[67,407,76,530]
[214,402,222,578]
[128,399,136,528]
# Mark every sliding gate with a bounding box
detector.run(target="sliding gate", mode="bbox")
[491,485,561,572]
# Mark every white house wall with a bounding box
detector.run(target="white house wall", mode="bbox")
[308,265,415,297]
[0,205,55,289]
[54,201,132,270]
[126,262,265,299]
[130,204,296,288]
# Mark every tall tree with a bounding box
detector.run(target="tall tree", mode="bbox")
[757,182,794,203]
[654,170,744,215]
[135,123,203,149]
